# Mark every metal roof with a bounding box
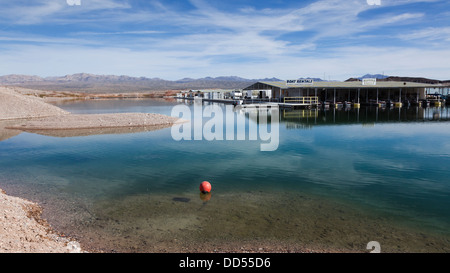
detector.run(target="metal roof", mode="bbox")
[254,81,438,89]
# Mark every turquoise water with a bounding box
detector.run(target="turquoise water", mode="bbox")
[1,99,450,252]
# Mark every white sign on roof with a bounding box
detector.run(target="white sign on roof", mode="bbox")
[362,78,377,85]
[286,79,314,85]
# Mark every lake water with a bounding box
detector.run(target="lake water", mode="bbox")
[1,99,450,252]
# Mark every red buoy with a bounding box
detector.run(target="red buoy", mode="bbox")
[199,181,211,193]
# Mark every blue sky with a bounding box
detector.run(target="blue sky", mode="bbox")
[0,0,449,80]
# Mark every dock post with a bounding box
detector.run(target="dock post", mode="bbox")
[417,89,420,107]
[333,88,336,107]
[376,88,379,106]
[358,88,360,104]
[395,88,403,108]
[354,88,361,108]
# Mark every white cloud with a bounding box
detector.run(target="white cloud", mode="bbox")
[1,42,449,81]
[0,32,100,46]
[0,0,131,25]
[381,0,441,5]
[0,44,211,79]
[74,30,166,36]
[399,27,450,42]
[0,0,448,80]
[362,12,424,26]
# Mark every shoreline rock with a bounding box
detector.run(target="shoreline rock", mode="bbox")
[0,188,83,253]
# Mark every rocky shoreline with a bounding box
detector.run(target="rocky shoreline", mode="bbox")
[0,86,185,253]
[5,113,183,134]
[0,188,83,253]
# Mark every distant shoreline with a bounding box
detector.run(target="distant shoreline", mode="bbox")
[1,85,179,104]
[1,86,185,137]
[1,74,449,94]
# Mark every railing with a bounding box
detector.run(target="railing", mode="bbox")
[283,96,319,105]
[242,98,275,104]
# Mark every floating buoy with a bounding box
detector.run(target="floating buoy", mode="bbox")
[199,181,211,193]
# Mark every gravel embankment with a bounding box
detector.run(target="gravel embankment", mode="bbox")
[6,113,182,131]
[1,86,184,132]
[0,189,82,253]
[0,87,69,120]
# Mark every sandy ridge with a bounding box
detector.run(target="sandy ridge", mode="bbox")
[0,189,83,253]
[1,87,184,132]
[6,113,183,131]
[0,87,69,120]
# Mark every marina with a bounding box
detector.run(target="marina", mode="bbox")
[2,0,450,256]
[176,79,449,110]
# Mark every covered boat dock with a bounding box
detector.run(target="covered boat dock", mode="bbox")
[243,80,439,108]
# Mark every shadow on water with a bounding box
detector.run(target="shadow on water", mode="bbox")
[278,106,450,127]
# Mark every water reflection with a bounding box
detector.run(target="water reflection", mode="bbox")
[199,192,212,202]
[226,104,450,131]
[2,99,450,252]
[279,106,450,128]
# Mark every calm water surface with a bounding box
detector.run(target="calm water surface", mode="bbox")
[1,99,450,252]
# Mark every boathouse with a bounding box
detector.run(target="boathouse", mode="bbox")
[243,80,438,106]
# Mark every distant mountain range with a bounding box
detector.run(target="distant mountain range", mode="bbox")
[0,73,448,93]
[345,74,389,81]
[346,74,450,85]
[0,73,283,93]
[358,74,389,80]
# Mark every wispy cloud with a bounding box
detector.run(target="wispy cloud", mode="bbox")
[399,26,450,42]
[0,0,131,25]
[185,0,306,33]
[0,0,449,80]
[74,30,165,36]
